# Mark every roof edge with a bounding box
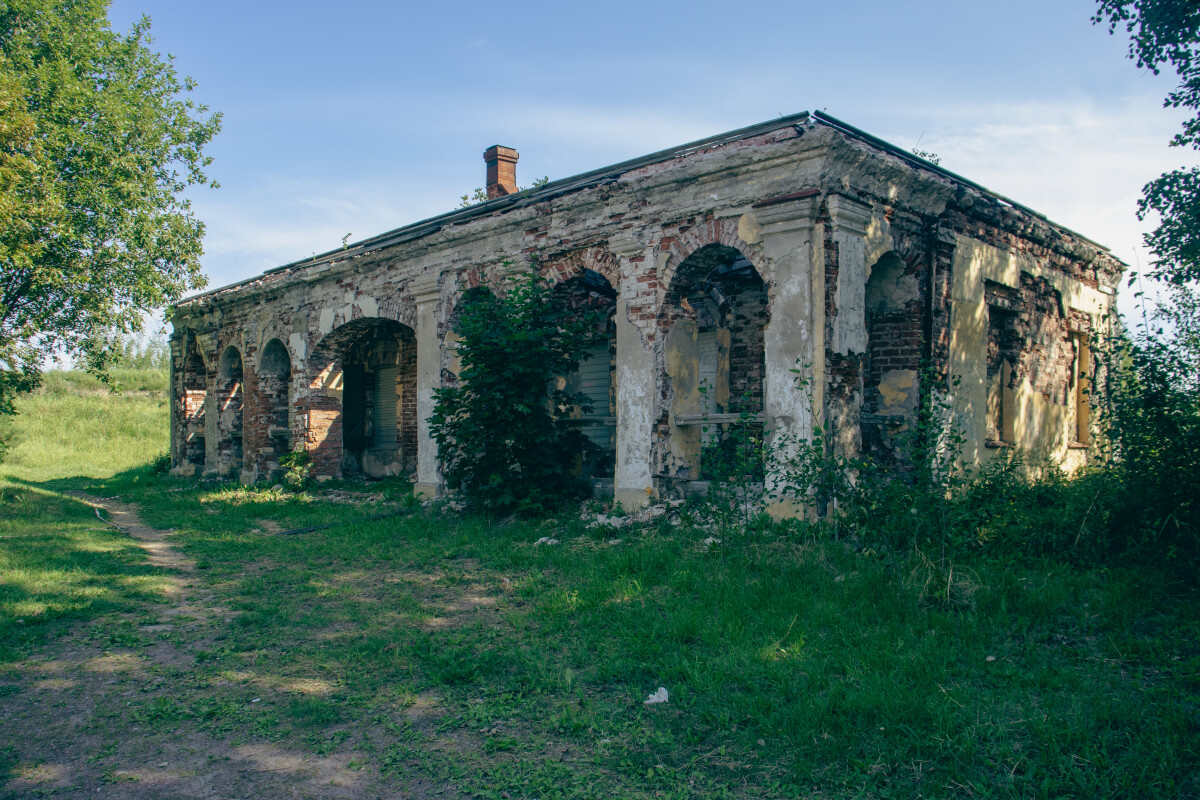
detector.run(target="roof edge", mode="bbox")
[175,112,814,309]
[176,109,1121,311]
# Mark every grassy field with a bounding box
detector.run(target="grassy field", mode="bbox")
[0,371,1197,798]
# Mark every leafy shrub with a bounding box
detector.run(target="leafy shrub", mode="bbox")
[1096,289,1200,572]
[755,305,1200,579]
[278,449,312,488]
[151,451,172,475]
[429,267,603,514]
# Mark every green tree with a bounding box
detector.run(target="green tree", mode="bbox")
[1095,0,1200,284]
[1094,1,1200,574]
[0,0,219,418]
[429,269,602,514]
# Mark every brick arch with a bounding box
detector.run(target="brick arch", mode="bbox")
[302,316,419,479]
[652,226,771,487]
[215,345,245,474]
[253,327,296,372]
[541,246,620,290]
[215,332,249,369]
[437,265,509,334]
[366,290,417,332]
[178,330,211,469]
[658,216,766,302]
[178,328,212,373]
[440,271,492,327]
[217,344,243,381]
[306,293,417,360]
[307,316,416,389]
[250,337,294,476]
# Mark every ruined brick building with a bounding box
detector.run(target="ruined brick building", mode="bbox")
[169,112,1124,512]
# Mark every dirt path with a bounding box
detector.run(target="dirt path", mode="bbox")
[1,494,401,799]
[79,493,197,573]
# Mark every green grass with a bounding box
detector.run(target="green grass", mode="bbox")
[0,370,173,658]
[0,484,175,660]
[0,368,167,483]
[0,370,1198,798]
[36,367,169,395]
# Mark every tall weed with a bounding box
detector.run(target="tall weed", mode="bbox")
[1096,290,1200,573]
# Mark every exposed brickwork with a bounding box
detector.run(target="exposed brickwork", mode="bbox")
[717,272,767,412]
[340,322,417,476]
[181,338,208,468]
[246,338,292,478]
[303,398,342,476]
[1012,274,1078,407]
[215,347,244,472]
[166,116,1124,494]
[543,247,621,292]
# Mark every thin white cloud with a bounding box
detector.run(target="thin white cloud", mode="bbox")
[191,176,454,291]
[193,96,1193,324]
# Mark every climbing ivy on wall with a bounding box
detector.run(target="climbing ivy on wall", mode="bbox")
[429,267,603,513]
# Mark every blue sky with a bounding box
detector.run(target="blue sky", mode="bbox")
[108,0,1196,319]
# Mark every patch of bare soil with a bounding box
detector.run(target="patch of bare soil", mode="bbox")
[0,494,446,799]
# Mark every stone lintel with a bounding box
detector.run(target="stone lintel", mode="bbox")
[826,193,873,238]
[755,194,820,235]
[410,273,441,305]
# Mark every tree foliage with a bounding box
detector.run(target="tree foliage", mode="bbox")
[1095,0,1200,283]
[429,269,602,514]
[0,0,219,416]
[1102,295,1200,569]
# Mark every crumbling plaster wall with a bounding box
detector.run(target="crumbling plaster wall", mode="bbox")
[170,120,1123,508]
[949,235,1115,471]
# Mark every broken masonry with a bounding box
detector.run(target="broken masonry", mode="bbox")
[169,111,1122,516]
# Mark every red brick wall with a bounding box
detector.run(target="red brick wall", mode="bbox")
[247,339,293,478]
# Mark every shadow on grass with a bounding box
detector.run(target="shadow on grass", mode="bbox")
[2,462,427,657]
[0,476,178,662]
[4,462,1199,798]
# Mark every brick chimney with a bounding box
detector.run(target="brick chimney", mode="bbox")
[483,145,519,200]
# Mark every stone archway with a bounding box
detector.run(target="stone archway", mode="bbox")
[549,268,618,493]
[657,243,768,491]
[216,346,244,475]
[255,338,293,477]
[180,335,208,471]
[306,317,417,479]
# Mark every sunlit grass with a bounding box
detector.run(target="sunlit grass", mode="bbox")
[36,367,169,395]
[0,371,173,660]
[0,485,174,660]
[1,373,167,483]
[0,370,1196,797]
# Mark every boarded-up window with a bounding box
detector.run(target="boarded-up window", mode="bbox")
[577,344,613,453]
[697,330,719,412]
[373,366,400,448]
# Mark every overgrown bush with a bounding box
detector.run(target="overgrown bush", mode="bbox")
[1096,287,1200,572]
[278,449,312,488]
[429,267,603,514]
[757,303,1200,579]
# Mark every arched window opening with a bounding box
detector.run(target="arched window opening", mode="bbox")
[309,318,417,479]
[553,269,618,490]
[181,338,207,469]
[259,338,292,468]
[660,245,767,489]
[216,346,244,474]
